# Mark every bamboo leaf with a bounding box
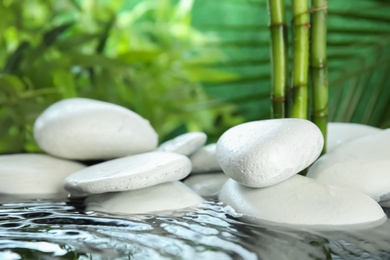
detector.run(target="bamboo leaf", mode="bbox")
[117,50,163,63]
[42,22,74,47]
[184,68,240,83]
[3,41,30,73]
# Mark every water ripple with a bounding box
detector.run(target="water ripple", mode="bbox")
[0,198,389,259]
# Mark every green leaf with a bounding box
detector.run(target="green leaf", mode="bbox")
[3,41,30,73]
[117,50,163,63]
[42,22,74,47]
[184,67,240,83]
[68,53,129,67]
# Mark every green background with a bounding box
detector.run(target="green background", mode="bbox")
[1,0,390,153]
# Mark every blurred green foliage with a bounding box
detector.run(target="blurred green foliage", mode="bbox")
[2,0,390,154]
[191,0,390,129]
[0,0,242,153]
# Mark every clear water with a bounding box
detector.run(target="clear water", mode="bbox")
[0,196,389,259]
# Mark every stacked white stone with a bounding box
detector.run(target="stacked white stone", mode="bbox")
[217,119,387,228]
[1,98,388,227]
[0,98,204,213]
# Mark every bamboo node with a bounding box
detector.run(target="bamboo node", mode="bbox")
[292,83,308,89]
[271,95,286,102]
[310,5,328,14]
[269,22,287,29]
[310,63,328,69]
[311,110,328,118]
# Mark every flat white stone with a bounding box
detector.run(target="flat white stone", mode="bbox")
[189,144,222,173]
[308,129,390,202]
[216,119,323,188]
[184,173,229,197]
[34,98,158,160]
[219,175,386,228]
[86,181,204,214]
[327,122,381,151]
[0,154,85,195]
[308,159,390,202]
[64,151,191,195]
[326,128,390,159]
[158,132,207,156]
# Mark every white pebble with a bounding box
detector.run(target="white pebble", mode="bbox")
[219,175,386,228]
[158,132,207,156]
[0,154,85,196]
[86,181,204,214]
[327,122,381,151]
[34,98,158,160]
[308,129,390,202]
[65,151,191,195]
[184,173,229,197]
[216,119,323,188]
[190,144,222,173]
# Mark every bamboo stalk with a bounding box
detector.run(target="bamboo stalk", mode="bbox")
[291,0,310,119]
[268,0,287,118]
[310,0,328,153]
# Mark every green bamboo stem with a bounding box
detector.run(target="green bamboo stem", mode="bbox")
[268,0,287,118]
[291,0,310,119]
[310,0,328,153]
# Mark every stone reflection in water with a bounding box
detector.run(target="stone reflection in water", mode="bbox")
[0,198,389,259]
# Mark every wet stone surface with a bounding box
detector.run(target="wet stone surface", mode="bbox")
[0,198,389,259]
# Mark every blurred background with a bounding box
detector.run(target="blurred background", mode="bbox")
[1,0,390,153]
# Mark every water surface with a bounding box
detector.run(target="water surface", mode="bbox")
[0,197,389,259]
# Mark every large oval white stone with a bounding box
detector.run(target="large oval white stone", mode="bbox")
[0,154,85,195]
[158,132,207,156]
[219,175,386,228]
[189,144,222,173]
[308,129,390,202]
[327,122,381,151]
[216,119,323,188]
[34,98,158,160]
[184,173,229,197]
[64,151,191,195]
[86,181,204,214]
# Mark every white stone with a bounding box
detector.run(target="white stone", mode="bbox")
[327,122,381,151]
[216,119,323,188]
[158,132,207,156]
[219,175,386,228]
[64,151,191,195]
[86,181,204,214]
[325,128,390,160]
[34,98,158,160]
[308,159,390,202]
[0,154,85,195]
[308,129,390,202]
[189,143,222,173]
[184,173,229,197]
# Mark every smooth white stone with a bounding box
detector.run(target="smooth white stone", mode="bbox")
[308,129,390,202]
[65,151,191,195]
[34,98,158,160]
[326,128,390,159]
[216,119,323,188]
[158,132,207,156]
[184,173,229,197]
[189,143,222,173]
[219,175,386,228]
[0,154,85,195]
[327,122,381,151]
[308,159,390,202]
[86,181,204,214]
